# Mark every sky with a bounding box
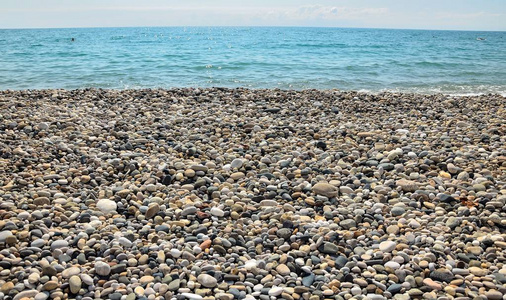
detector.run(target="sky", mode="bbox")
[0,0,505,31]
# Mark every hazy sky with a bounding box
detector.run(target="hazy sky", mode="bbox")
[1,0,505,31]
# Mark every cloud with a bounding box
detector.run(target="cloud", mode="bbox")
[263,5,389,22]
[435,11,505,20]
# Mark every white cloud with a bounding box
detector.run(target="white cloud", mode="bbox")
[268,5,389,21]
[435,11,505,20]
[254,5,389,25]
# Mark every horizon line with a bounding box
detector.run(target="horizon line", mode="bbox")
[0,24,504,33]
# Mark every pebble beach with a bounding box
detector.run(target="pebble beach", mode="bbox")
[0,88,505,300]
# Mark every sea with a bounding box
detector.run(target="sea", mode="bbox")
[1,27,505,95]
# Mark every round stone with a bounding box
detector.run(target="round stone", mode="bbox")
[386,225,399,234]
[96,199,117,214]
[379,241,397,253]
[62,266,80,278]
[50,240,68,251]
[69,275,82,294]
[312,182,338,198]
[210,207,224,217]
[276,264,290,276]
[197,274,217,288]
[80,274,94,286]
[43,281,58,291]
[340,219,356,229]
[119,237,133,248]
[391,207,405,216]
[170,248,182,258]
[268,287,283,297]
[95,261,111,276]
[385,261,401,269]
[145,203,160,219]
[181,293,203,300]
[230,158,243,169]
[139,275,155,285]
[230,172,245,180]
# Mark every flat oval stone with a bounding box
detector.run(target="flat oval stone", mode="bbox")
[95,261,111,276]
[118,237,133,248]
[181,293,203,300]
[312,183,338,198]
[80,274,94,285]
[69,275,82,294]
[268,287,283,296]
[276,264,290,276]
[96,199,117,214]
[62,266,80,278]
[13,290,38,300]
[197,274,217,288]
[181,206,197,217]
[50,240,69,251]
[379,241,396,253]
[210,207,224,217]
[145,203,160,219]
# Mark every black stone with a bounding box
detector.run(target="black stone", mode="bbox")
[161,175,172,185]
[439,194,456,203]
[387,283,402,294]
[366,259,384,266]
[224,274,240,281]
[316,141,327,150]
[429,269,455,283]
[251,196,264,203]
[111,264,127,274]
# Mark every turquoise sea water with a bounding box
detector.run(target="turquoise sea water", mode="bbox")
[1,27,505,94]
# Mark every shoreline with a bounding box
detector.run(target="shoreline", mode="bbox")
[2,87,506,97]
[1,88,505,300]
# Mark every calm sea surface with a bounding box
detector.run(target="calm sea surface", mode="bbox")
[1,27,505,94]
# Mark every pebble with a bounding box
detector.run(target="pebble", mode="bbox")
[469,266,488,276]
[276,264,290,275]
[181,293,203,300]
[230,158,243,169]
[145,203,160,219]
[197,274,217,288]
[0,89,504,300]
[484,290,503,300]
[69,275,82,294]
[42,281,58,291]
[321,242,339,254]
[422,278,442,290]
[340,219,356,229]
[50,239,69,250]
[170,248,182,258]
[312,182,339,198]
[268,287,283,297]
[62,266,80,278]
[119,237,133,247]
[13,290,38,300]
[95,261,111,276]
[96,199,117,214]
[1,282,14,293]
[379,241,397,253]
[391,207,405,216]
[81,274,94,285]
[35,292,48,300]
[210,207,225,217]
[139,275,154,285]
[386,225,399,234]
